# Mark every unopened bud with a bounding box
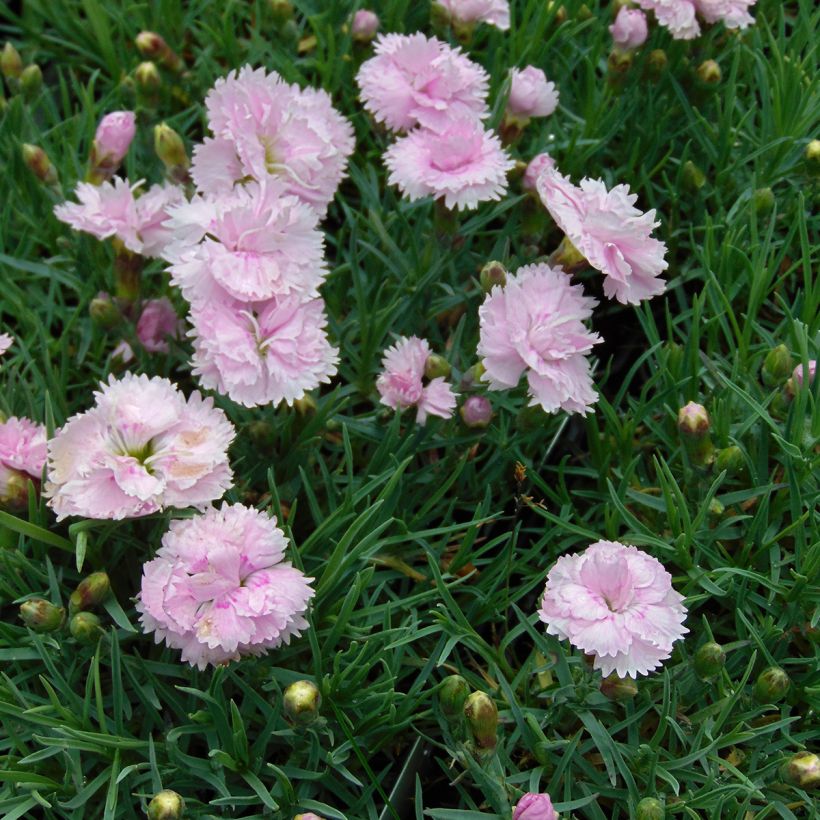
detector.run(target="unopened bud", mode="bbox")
[89,111,136,183]
[424,353,451,381]
[693,641,725,680]
[600,673,638,701]
[696,59,721,86]
[70,572,111,613]
[682,160,706,192]
[247,420,275,448]
[283,680,321,725]
[136,61,161,90]
[293,394,318,417]
[752,187,775,215]
[351,10,379,43]
[761,344,793,387]
[678,402,713,466]
[69,611,104,644]
[577,4,593,20]
[460,362,485,391]
[548,2,568,25]
[89,292,121,330]
[780,751,820,790]
[753,666,790,703]
[480,261,507,293]
[805,139,820,176]
[1,43,23,80]
[549,235,587,273]
[608,48,633,78]
[135,32,183,72]
[147,789,185,820]
[512,793,558,820]
[20,63,43,98]
[790,360,816,391]
[154,123,190,183]
[715,446,745,479]
[464,691,498,751]
[0,465,28,509]
[646,49,668,81]
[19,598,66,632]
[22,143,58,186]
[269,0,294,24]
[294,814,325,820]
[460,396,492,429]
[635,797,665,820]
[114,243,143,303]
[438,674,469,719]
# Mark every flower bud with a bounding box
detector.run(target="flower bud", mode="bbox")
[805,139,820,176]
[293,814,325,820]
[610,7,648,51]
[69,611,104,644]
[600,673,638,701]
[247,420,275,448]
[69,571,111,613]
[682,160,706,192]
[761,344,793,387]
[113,243,143,303]
[548,2,567,25]
[283,680,321,725]
[147,789,185,820]
[21,143,58,187]
[696,59,721,86]
[135,32,183,72]
[89,111,136,183]
[677,402,714,465]
[646,49,668,82]
[789,360,816,391]
[635,797,664,820]
[0,464,28,509]
[608,49,633,77]
[459,362,485,392]
[752,187,775,215]
[548,235,587,273]
[424,353,451,381]
[480,261,507,293]
[438,674,469,719]
[154,123,190,184]
[780,751,820,790]
[19,598,66,633]
[693,641,725,680]
[714,446,745,479]
[136,61,161,90]
[460,396,492,429]
[753,666,790,703]
[351,10,379,43]
[522,152,555,192]
[463,690,498,751]
[20,63,42,98]
[293,394,318,417]
[89,292,122,330]
[1,43,23,80]
[512,792,558,820]
[269,0,294,25]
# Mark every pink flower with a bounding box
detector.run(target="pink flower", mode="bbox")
[522,152,556,192]
[384,117,513,210]
[132,183,187,257]
[90,111,136,179]
[111,339,135,366]
[0,332,13,357]
[0,417,47,478]
[376,336,457,424]
[513,793,559,820]
[45,373,235,520]
[356,33,489,133]
[189,294,338,408]
[136,503,314,669]
[436,0,511,31]
[167,181,327,306]
[507,67,559,121]
[477,264,601,415]
[537,169,668,305]
[190,66,354,214]
[136,298,182,353]
[460,395,492,428]
[636,0,700,39]
[538,540,688,678]
[792,360,816,388]
[610,7,649,49]
[351,10,380,42]
[696,0,756,29]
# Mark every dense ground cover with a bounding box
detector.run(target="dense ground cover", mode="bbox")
[0,0,818,818]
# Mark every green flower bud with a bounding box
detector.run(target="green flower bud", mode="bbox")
[424,353,451,381]
[761,344,793,388]
[147,789,185,820]
[69,611,104,644]
[89,292,121,330]
[752,187,775,215]
[463,691,498,751]
[135,61,161,90]
[293,394,317,417]
[269,0,294,24]
[19,598,66,632]
[646,49,668,82]
[247,420,275,448]
[805,139,820,176]
[21,143,58,187]
[20,64,42,98]
[1,43,23,80]
[438,674,469,719]
[0,467,29,509]
[780,751,820,790]
[693,641,726,680]
[753,666,790,703]
[608,49,633,77]
[600,673,638,701]
[283,680,321,725]
[696,59,721,86]
[154,123,190,183]
[549,235,587,273]
[715,446,746,479]
[677,402,714,466]
[69,572,111,613]
[548,2,568,25]
[635,797,665,820]
[113,242,143,304]
[135,32,183,72]
[459,362,485,391]
[682,160,706,192]
[479,261,507,293]
[577,3,593,20]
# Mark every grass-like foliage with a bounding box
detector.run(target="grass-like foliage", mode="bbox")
[0,0,818,818]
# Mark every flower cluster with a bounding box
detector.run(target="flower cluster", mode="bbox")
[357,32,513,210]
[0,416,47,507]
[637,0,756,40]
[137,503,314,669]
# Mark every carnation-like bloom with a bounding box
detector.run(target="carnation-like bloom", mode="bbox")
[376,336,457,424]
[0,332,13,357]
[137,503,314,669]
[89,111,136,181]
[190,66,354,214]
[537,169,668,305]
[435,0,511,31]
[384,118,513,210]
[167,181,327,306]
[54,179,185,259]
[356,33,489,133]
[513,793,559,820]
[45,373,235,520]
[610,7,649,49]
[189,293,338,408]
[636,0,700,39]
[0,417,47,479]
[506,67,559,121]
[696,0,756,29]
[136,298,182,353]
[478,264,601,415]
[522,152,556,192]
[538,540,688,678]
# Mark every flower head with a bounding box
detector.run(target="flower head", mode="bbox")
[356,33,489,133]
[507,67,559,120]
[636,0,700,39]
[0,417,47,478]
[522,152,556,192]
[376,335,457,424]
[0,332,13,357]
[46,373,235,520]
[610,7,649,49]
[695,0,756,29]
[478,263,601,415]
[435,0,511,31]
[385,117,513,210]
[137,503,314,669]
[537,169,668,304]
[513,793,559,820]
[136,298,183,353]
[538,540,688,678]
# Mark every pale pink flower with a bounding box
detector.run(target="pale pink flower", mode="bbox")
[190,66,354,214]
[136,503,314,669]
[90,111,136,178]
[356,33,489,133]
[111,339,135,366]
[189,294,338,408]
[376,336,457,424]
[167,181,326,306]
[513,793,559,820]
[792,360,816,388]
[610,7,649,49]
[351,10,380,42]
[636,0,700,39]
[507,67,559,121]
[696,0,756,29]
[136,298,182,353]
[45,373,234,521]
[0,332,13,357]
[522,152,556,192]
[0,417,47,478]
[477,264,600,415]
[132,183,187,257]
[538,540,688,678]
[436,0,511,31]
[384,118,513,210]
[537,169,668,305]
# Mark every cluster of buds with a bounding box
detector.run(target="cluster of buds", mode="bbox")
[2,42,42,100]
[67,571,111,645]
[135,32,184,74]
[283,680,322,725]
